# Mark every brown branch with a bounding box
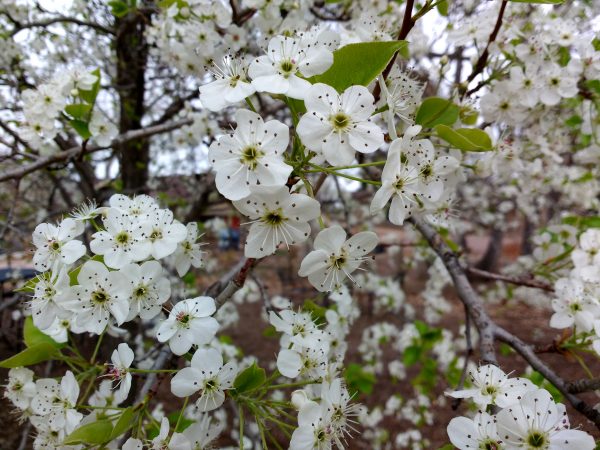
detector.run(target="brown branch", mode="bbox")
[10,16,114,36]
[466,266,554,292]
[411,217,497,365]
[0,118,192,182]
[412,216,600,429]
[461,0,508,97]
[566,378,600,394]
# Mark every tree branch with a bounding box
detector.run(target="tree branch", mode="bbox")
[10,16,114,36]
[0,118,192,182]
[466,266,554,292]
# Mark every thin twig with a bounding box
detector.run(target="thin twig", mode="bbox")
[466,266,554,292]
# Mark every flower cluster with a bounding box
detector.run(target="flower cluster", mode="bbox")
[447,365,595,449]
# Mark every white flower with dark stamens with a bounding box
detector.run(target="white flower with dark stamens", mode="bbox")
[32,218,86,272]
[151,417,191,450]
[447,412,503,450]
[549,277,600,332]
[173,223,206,277]
[156,297,219,355]
[59,260,130,335]
[289,400,335,450]
[249,35,333,99]
[31,371,82,433]
[208,109,292,200]
[122,261,171,321]
[378,67,425,138]
[182,413,224,449]
[90,207,151,269]
[106,343,134,399]
[233,185,320,258]
[321,378,360,443]
[269,309,330,350]
[496,388,595,450]
[297,83,384,166]
[31,267,72,329]
[370,127,437,225]
[170,347,238,412]
[109,193,159,220]
[4,367,36,410]
[70,199,104,222]
[200,55,255,111]
[277,346,329,380]
[446,364,534,408]
[298,225,378,292]
[141,209,188,260]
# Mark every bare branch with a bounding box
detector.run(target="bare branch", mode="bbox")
[411,217,498,365]
[466,266,554,292]
[0,118,192,182]
[10,16,114,36]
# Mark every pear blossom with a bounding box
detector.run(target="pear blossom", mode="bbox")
[447,364,534,408]
[172,223,206,277]
[233,185,320,258]
[59,260,130,334]
[4,367,37,410]
[289,400,335,450]
[32,218,86,272]
[248,35,334,99]
[141,209,188,260]
[90,208,151,269]
[107,343,134,398]
[182,414,223,449]
[200,55,255,111]
[31,371,83,433]
[31,267,72,329]
[156,297,219,355]
[208,109,292,200]
[151,417,191,450]
[297,83,384,166]
[122,261,171,320]
[89,111,118,146]
[549,278,600,332]
[496,388,595,450]
[109,193,159,219]
[298,225,378,292]
[447,412,503,450]
[170,347,238,412]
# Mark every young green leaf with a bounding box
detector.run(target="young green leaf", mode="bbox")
[435,125,493,151]
[311,41,408,93]
[23,316,63,349]
[64,420,114,445]
[233,362,267,394]
[415,97,460,128]
[0,343,60,368]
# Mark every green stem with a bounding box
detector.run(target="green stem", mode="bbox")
[245,97,257,113]
[90,329,106,364]
[307,163,381,186]
[173,397,189,436]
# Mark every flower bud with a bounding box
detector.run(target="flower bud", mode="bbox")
[291,390,309,410]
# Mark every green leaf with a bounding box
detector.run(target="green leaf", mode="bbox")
[108,0,130,17]
[562,215,600,229]
[64,420,114,445]
[110,407,134,439]
[0,343,59,368]
[565,115,583,128]
[311,41,408,93]
[403,346,421,366]
[436,0,449,16]
[415,97,460,128]
[435,125,493,151]
[23,317,63,349]
[233,362,267,394]
[344,363,376,396]
[302,299,327,323]
[167,411,194,432]
[79,69,101,104]
[593,38,600,52]
[69,119,92,139]
[64,104,92,121]
[557,46,571,67]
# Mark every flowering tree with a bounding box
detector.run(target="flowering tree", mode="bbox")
[1,0,600,448]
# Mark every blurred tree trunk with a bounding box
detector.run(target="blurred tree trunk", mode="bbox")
[115,8,152,194]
